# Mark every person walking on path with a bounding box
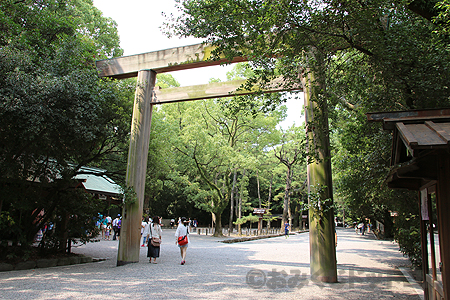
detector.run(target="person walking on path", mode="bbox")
[105,222,112,241]
[175,217,190,265]
[192,218,198,232]
[284,221,290,238]
[141,217,148,244]
[147,216,162,264]
[142,219,150,247]
[101,215,107,240]
[112,215,120,240]
[116,216,121,240]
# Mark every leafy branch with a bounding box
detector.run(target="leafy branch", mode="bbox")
[303,184,335,221]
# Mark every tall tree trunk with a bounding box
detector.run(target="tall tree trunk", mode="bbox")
[214,211,222,237]
[267,173,273,229]
[238,186,242,235]
[229,169,237,236]
[235,174,239,229]
[57,210,69,253]
[257,170,261,208]
[238,169,246,235]
[211,173,224,237]
[303,58,337,283]
[281,167,291,227]
[288,168,293,225]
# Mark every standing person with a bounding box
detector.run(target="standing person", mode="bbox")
[112,215,120,240]
[101,215,107,240]
[141,217,147,239]
[175,217,190,265]
[105,222,112,240]
[96,214,101,231]
[284,221,290,239]
[147,216,162,264]
[142,219,150,247]
[141,217,148,247]
[117,216,121,240]
[193,218,198,232]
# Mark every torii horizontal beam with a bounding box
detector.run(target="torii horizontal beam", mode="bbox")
[153,77,302,104]
[96,43,301,102]
[96,43,246,79]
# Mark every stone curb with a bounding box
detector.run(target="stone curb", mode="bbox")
[0,255,97,272]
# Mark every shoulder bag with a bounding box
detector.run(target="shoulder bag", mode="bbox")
[150,225,161,247]
[177,226,189,246]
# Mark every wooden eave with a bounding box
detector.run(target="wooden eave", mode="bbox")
[367,109,450,190]
[367,108,450,130]
[386,156,437,190]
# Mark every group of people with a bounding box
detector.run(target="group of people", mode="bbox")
[355,222,371,235]
[170,217,197,231]
[97,214,121,241]
[35,222,54,242]
[141,216,191,265]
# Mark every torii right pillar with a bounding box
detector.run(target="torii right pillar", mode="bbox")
[302,67,338,283]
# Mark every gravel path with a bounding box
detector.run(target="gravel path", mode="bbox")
[0,228,422,299]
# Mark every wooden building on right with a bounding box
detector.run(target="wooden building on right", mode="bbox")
[367,108,450,300]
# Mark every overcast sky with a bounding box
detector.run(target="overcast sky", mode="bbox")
[92,0,304,128]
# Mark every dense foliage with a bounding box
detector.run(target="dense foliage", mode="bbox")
[0,0,131,257]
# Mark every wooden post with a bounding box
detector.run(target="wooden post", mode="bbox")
[436,154,450,300]
[302,65,337,283]
[117,70,156,266]
[419,189,429,299]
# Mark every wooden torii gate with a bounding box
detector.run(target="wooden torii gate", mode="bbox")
[96,43,336,283]
[96,43,300,266]
[96,43,299,266]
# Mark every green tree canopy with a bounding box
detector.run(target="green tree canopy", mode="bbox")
[0,0,130,256]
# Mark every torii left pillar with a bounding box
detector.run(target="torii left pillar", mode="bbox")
[117,70,156,266]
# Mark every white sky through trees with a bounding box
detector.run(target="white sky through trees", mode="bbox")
[93,0,304,129]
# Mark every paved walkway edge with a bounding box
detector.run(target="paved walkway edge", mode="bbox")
[399,267,425,300]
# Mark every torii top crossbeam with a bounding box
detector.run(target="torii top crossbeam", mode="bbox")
[96,43,246,79]
[95,43,300,104]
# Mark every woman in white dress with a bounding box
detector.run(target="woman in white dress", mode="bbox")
[175,217,190,265]
[141,217,149,247]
